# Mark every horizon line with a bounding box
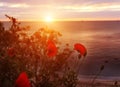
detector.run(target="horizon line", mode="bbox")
[1,18,120,22]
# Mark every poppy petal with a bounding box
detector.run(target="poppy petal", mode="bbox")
[15,72,31,87]
[47,40,57,57]
[74,43,87,57]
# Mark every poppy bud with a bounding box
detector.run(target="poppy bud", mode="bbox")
[100,65,104,71]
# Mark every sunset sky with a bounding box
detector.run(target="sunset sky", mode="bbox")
[0,0,120,21]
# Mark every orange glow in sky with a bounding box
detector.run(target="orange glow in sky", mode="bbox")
[0,1,120,21]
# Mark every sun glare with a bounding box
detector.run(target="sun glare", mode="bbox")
[45,16,53,22]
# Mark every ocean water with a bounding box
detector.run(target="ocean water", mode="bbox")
[3,21,120,79]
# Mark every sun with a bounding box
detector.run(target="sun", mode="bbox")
[45,16,53,22]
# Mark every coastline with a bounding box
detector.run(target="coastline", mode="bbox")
[77,75,120,87]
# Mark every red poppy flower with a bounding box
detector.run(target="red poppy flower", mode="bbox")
[74,43,87,57]
[15,72,31,87]
[47,40,57,57]
[7,47,14,57]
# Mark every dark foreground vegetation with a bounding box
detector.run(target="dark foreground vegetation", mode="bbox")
[0,15,119,87]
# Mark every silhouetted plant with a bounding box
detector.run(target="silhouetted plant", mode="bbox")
[91,64,105,87]
[0,15,84,87]
[62,69,78,87]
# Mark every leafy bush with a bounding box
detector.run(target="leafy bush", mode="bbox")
[0,15,80,87]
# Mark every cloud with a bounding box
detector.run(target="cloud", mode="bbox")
[0,2,30,8]
[0,0,120,20]
[0,2,4,7]
[1,0,120,11]
[9,3,29,8]
[55,2,120,12]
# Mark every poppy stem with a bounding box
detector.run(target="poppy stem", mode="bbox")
[91,70,102,87]
[91,64,104,87]
[77,57,86,74]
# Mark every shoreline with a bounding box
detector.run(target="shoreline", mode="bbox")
[77,75,120,86]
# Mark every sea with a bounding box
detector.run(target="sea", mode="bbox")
[2,21,120,81]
